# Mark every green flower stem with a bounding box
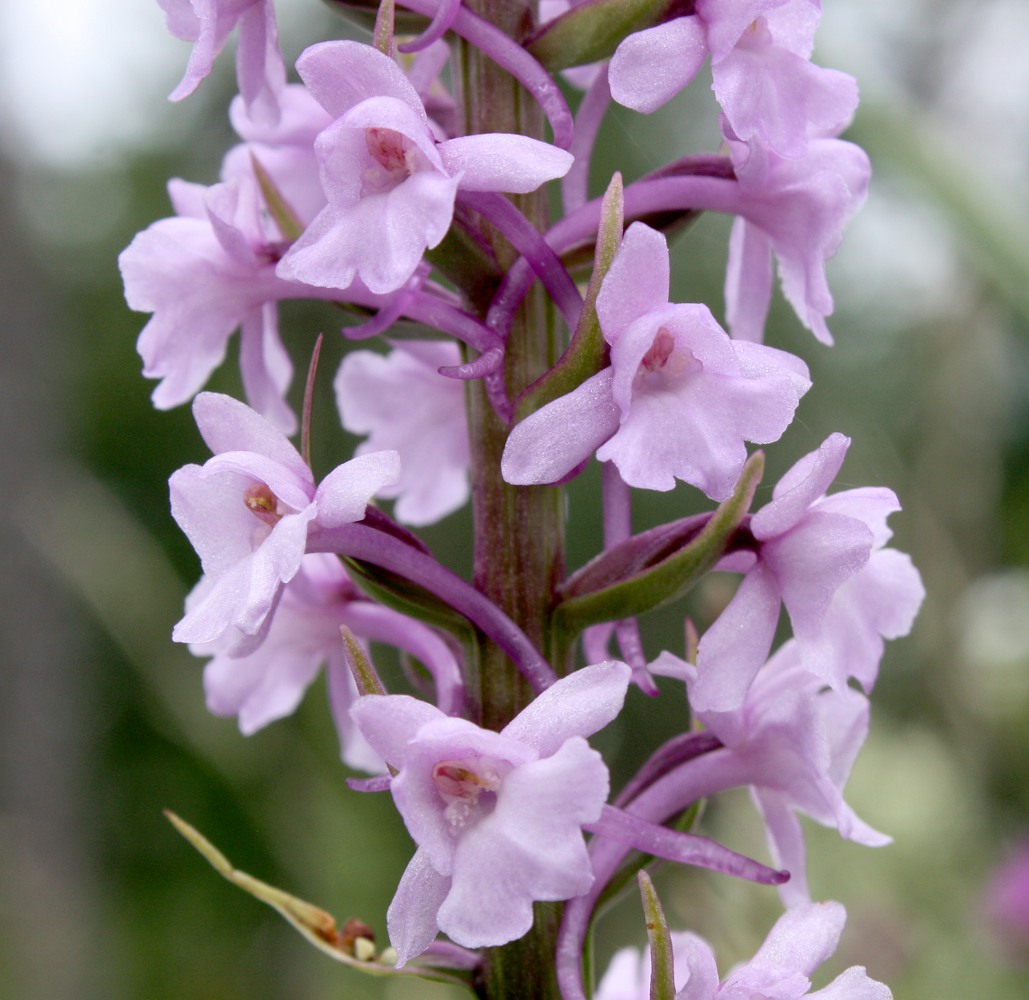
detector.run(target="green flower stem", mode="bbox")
[459,3,566,997]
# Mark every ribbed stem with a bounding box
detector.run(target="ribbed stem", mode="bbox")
[458,3,566,998]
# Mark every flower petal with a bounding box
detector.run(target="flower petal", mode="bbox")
[439,133,573,193]
[596,222,671,343]
[387,847,451,966]
[501,368,620,485]
[502,660,631,757]
[314,450,401,528]
[192,391,308,475]
[297,40,426,120]
[609,18,708,114]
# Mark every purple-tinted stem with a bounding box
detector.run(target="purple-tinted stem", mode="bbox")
[306,522,557,692]
[401,288,504,356]
[341,268,427,340]
[486,166,741,339]
[557,749,764,1000]
[423,940,483,970]
[396,0,574,148]
[600,463,653,690]
[587,805,789,885]
[562,69,612,215]
[459,191,583,332]
[438,345,505,381]
[614,730,723,808]
[397,0,462,52]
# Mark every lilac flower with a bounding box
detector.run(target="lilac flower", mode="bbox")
[723,134,871,344]
[122,175,301,432]
[694,433,924,713]
[170,392,400,655]
[276,41,574,295]
[192,553,463,772]
[654,640,890,906]
[159,0,286,124]
[335,341,470,526]
[595,900,891,999]
[609,1,857,165]
[984,840,1029,964]
[502,223,810,499]
[350,661,631,963]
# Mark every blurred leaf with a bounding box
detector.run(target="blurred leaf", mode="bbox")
[526,0,671,72]
[638,870,675,1000]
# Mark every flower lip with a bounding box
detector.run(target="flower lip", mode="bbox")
[633,326,704,393]
[363,126,426,193]
[243,482,292,527]
[639,328,676,373]
[432,756,508,829]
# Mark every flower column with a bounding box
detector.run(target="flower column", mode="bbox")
[459,2,566,997]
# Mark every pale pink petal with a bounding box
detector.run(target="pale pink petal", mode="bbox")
[764,510,873,635]
[501,368,620,485]
[437,738,607,946]
[234,0,285,125]
[335,341,470,526]
[755,433,850,535]
[753,789,812,906]
[438,133,573,192]
[387,848,450,966]
[350,693,445,765]
[238,304,296,436]
[596,222,671,343]
[502,661,631,757]
[694,564,782,715]
[314,450,401,528]
[609,18,708,114]
[740,901,845,981]
[673,933,721,1000]
[192,391,308,474]
[725,216,774,342]
[696,0,794,63]
[297,39,427,120]
[325,652,388,773]
[811,966,893,1000]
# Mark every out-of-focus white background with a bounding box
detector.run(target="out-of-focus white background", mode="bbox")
[1,2,1027,998]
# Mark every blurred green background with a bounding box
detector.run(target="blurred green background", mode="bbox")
[2,1,1028,997]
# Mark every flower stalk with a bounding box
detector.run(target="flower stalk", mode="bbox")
[459,3,565,994]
